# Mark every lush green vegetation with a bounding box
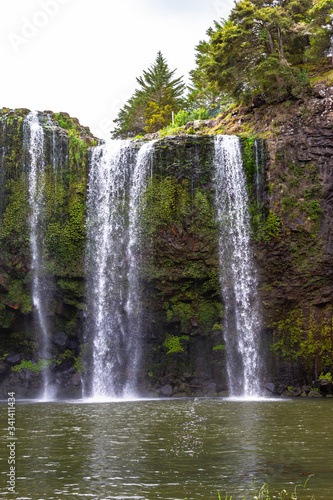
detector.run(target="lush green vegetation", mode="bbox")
[0,110,95,364]
[272,306,333,372]
[11,350,85,374]
[112,51,185,138]
[205,0,333,105]
[163,335,189,354]
[1,0,333,393]
[319,371,332,382]
[173,108,209,127]
[111,1,333,137]
[186,38,226,110]
[12,358,53,373]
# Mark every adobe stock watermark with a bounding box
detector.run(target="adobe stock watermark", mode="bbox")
[7,392,16,495]
[8,0,72,53]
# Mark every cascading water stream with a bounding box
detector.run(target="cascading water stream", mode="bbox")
[124,140,156,396]
[214,135,261,397]
[24,111,51,400]
[86,141,131,398]
[47,114,58,178]
[46,114,68,176]
[85,140,155,399]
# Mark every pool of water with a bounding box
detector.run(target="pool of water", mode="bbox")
[0,397,332,499]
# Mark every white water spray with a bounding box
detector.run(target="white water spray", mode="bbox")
[124,140,156,396]
[25,111,52,400]
[214,135,261,396]
[86,140,155,399]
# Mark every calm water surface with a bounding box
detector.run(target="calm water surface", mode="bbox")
[0,398,332,500]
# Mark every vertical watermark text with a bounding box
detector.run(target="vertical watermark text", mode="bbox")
[7,392,16,495]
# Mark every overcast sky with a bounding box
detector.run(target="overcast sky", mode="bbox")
[3,0,234,139]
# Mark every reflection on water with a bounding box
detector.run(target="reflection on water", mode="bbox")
[0,398,332,499]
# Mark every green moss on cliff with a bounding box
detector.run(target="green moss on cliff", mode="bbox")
[143,177,191,234]
[277,160,323,236]
[45,187,86,273]
[44,114,92,274]
[6,279,33,313]
[272,305,333,376]
[141,139,225,383]
[52,112,97,148]
[0,175,29,251]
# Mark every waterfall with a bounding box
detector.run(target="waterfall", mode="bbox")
[46,114,68,174]
[24,111,52,400]
[124,140,156,396]
[47,114,58,174]
[46,114,68,202]
[85,140,155,399]
[214,135,261,396]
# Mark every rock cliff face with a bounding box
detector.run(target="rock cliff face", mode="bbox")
[139,135,227,396]
[0,89,332,398]
[251,81,333,388]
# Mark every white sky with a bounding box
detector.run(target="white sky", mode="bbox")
[2,0,234,139]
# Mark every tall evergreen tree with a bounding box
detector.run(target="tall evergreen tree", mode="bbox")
[112,52,185,138]
[186,37,226,111]
[305,0,333,64]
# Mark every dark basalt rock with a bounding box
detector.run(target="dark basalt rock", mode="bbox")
[52,332,68,348]
[205,381,217,391]
[308,390,322,397]
[68,338,79,351]
[160,384,173,396]
[264,382,276,393]
[0,360,10,374]
[5,353,21,365]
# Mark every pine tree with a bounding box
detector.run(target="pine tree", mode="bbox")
[112,52,185,138]
[305,0,333,65]
[136,51,185,105]
[186,38,226,111]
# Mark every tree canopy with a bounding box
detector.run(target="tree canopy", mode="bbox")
[201,0,333,104]
[111,2,333,137]
[112,52,185,138]
[186,38,226,111]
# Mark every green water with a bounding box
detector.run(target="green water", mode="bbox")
[0,397,332,499]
